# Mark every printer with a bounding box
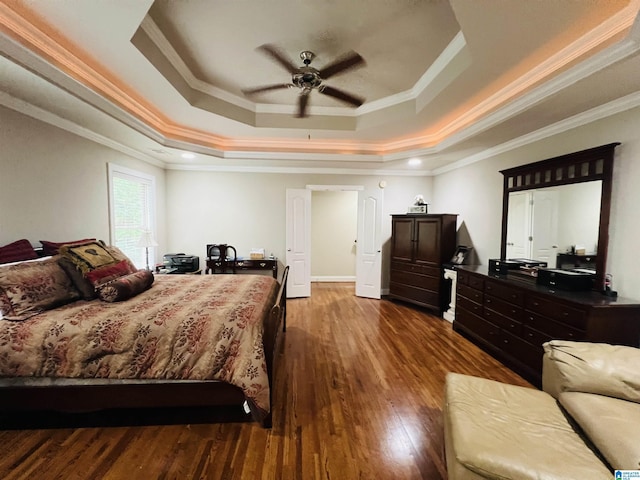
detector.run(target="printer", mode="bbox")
[162,253,200,273]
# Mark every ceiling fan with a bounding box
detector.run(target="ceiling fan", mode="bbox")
[242,44,366,118]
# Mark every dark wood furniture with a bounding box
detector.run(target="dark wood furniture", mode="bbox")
[454,265,640,386]
[205,243,238,274]
[389,214,458,313]
[205,244,278,278]
[500,143,618,292]
[0,267,289,428]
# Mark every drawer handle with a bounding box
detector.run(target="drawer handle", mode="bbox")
[527,332,534,337]
[511,309,517,314]
[509,323,516,328]
[260,262,266,267]
[563,312,569,317]
[503,339,509,344]
[511,294,517,299]
[486,285,493,290]
[568,332,574,338]
[533,301,539,306]
[486,299,492,304]
[528,316,534,321]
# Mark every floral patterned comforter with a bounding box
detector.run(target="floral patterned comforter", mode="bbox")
[0,274,279,414]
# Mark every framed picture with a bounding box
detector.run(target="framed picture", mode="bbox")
[451,245,472,265]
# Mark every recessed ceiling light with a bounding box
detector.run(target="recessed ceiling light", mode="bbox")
[408,158,422,166]
[181,152,195,159]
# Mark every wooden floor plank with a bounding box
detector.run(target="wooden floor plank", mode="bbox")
[0,283,530,479]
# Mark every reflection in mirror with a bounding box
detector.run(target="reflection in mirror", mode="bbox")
[506,182,602,268]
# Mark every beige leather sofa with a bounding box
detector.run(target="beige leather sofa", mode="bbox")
[443,340,640,479]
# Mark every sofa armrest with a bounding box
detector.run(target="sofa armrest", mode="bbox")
[542,340,640,402]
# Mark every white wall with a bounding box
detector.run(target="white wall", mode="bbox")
[311,190,358,280]
[0,106,167,263]
[433,105,640,298]
[165,170,433,289]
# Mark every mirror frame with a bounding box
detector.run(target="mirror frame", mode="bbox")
[500,143,619,291]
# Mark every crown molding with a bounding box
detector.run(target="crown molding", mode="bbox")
[432,91,640,176]
[164,163,432,176]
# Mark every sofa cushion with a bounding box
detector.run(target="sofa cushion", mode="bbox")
[444,373,611,480]
[543,340,640,403]
[0,257,80,321]
[40,238,96,256]
[97,270,154,302]
[559,391,640,470]
[0,239,38,264]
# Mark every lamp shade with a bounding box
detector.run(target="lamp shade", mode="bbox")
[137,230,158,248]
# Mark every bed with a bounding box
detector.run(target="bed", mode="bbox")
[0,239,288,427]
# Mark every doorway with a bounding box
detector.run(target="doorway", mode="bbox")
[286,184,383,299]
[311,190,358,287]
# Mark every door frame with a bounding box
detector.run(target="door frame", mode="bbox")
[289,184,383,297]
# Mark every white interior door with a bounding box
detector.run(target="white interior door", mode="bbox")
[506,192,531,259]
[532,189,559,267]
[355,186,383,299]
[286,189,311,298]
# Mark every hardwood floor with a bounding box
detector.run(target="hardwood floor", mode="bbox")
[0,283,531,479]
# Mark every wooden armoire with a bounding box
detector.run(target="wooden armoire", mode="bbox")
[389,214,458,313]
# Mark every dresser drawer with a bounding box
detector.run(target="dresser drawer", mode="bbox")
[457,295,483,316]
[483,307,523,337]
[391,270,440,291]
[484,295,523,319]
[525,295,587,329]
[458,283,483,303]
[485,280,524,306]
[456,307,500,345]
[391,261,440,277]
[522,326,552,348]
[390,283,439,307]
[501,329,544,374]
[523,311,585,341]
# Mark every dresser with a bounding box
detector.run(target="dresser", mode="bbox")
[389,214,458,313]
[454,266,640,385]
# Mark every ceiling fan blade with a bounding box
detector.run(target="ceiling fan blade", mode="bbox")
[242,84,292,95]
[257,44,298,74]
[318,51,365,80]
[296,92,310,118]
[318,85,364,107]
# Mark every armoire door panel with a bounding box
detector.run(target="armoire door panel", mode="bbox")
[414,218,440,264]
[391,218,414,262]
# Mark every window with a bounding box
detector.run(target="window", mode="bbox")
[108,164,156,269]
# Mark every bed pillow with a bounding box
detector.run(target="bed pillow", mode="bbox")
[0,239,38,264]
[97,270,154,302]
[57,257,97,300]
[40,238,96,256]
[59,240,117,274]
[85,260,133,287]
[100,243,138,272]
[0,257,80,321]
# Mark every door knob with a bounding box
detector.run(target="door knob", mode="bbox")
[287,248,292,252]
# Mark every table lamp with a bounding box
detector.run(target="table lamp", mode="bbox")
[137,230,158,271]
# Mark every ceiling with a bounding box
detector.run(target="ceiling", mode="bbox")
[1,0,640,174]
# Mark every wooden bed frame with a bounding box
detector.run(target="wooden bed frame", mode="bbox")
[0,266,288,428]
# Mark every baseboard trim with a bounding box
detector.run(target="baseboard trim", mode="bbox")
[311,276,356,283]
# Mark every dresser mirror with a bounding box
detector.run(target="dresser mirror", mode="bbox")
[499,143,619,291]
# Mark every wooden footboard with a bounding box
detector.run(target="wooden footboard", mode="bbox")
[0,268,289,428]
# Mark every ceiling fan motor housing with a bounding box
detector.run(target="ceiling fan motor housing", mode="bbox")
[293,67,322,90]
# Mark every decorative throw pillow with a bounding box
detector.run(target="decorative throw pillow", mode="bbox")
[0,239,38,264]
[0,257,80,321]
[85,260,134,287]
[59,241,116,274]
[100,242,138,272]
[40,238,96,256]
[97,270,154,302]
[57,257,97,300]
